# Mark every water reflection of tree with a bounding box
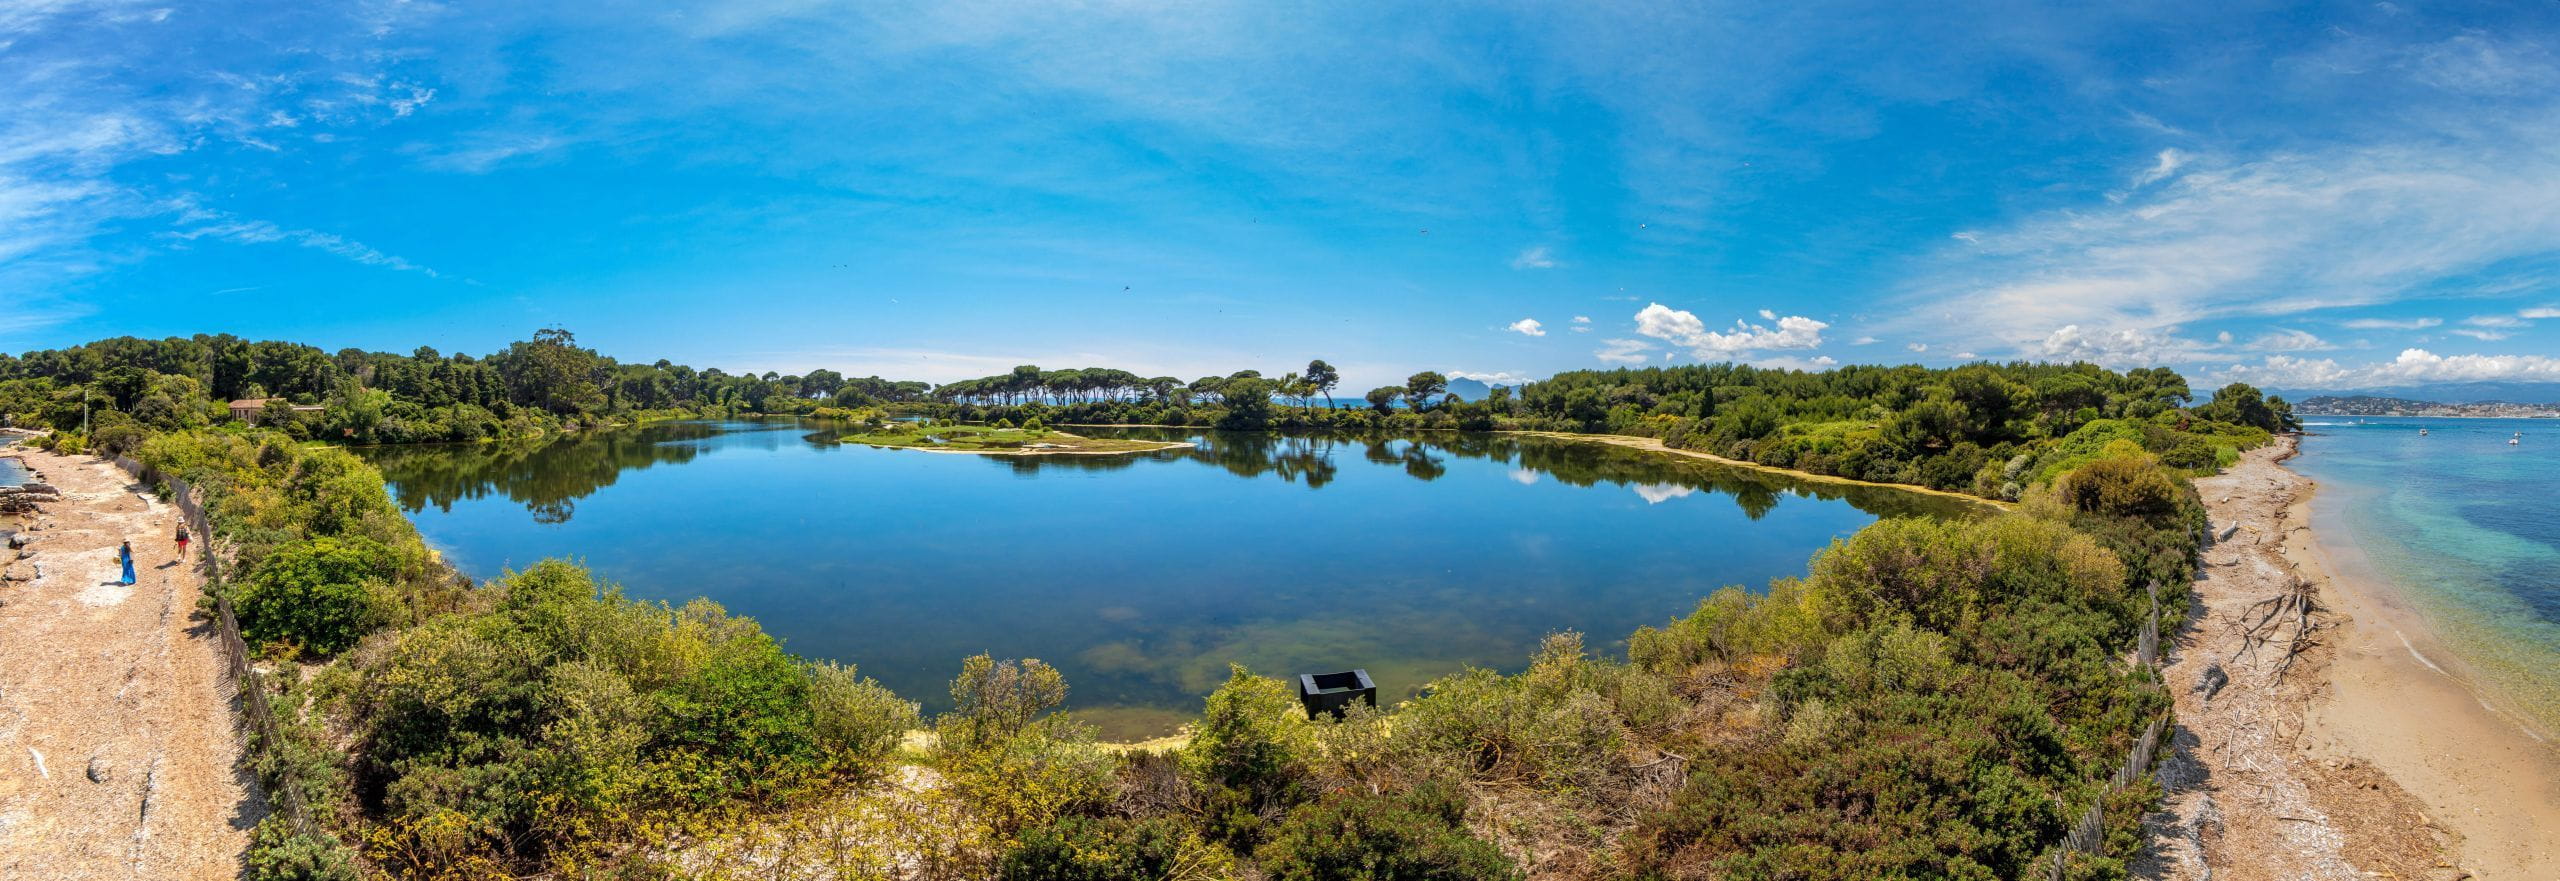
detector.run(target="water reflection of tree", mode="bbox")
[1013,429,1983,521]
[359,422,726,521]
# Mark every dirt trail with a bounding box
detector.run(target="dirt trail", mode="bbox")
[2141,438,2559,881]
[0,448,257,880]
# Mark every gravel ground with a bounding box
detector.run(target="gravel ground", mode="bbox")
[0,449,259,880]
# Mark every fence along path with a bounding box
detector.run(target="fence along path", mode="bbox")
[110,456,316,836]
[2047,578,2175,878]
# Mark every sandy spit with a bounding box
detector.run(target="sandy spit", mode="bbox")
[2140,437,2559,881]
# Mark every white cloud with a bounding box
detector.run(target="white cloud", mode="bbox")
[1509,246,1557,269]
[1906,342,1927,353]
[1633,303,1827,359]
[1447,370,1530,385]
[2222,348,2560,388]
[2522,307,2560,319]
[2129,148,2187,189]
[2038,324,2224,367]
[2246,329,2330,351]
[2464,314,2529,327]
[1594,338,1652,365]
[2448,328,2510,341]
[1758,308,1776,320]
[1508,468,1540,486]
[2341,317,2442,330]
[1896,106,2560,360]
[1505,318,1545,337]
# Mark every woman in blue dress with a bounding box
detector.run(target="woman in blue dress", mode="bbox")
[119,540,136,585]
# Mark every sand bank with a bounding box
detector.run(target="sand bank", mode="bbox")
[2141,438,2559,880]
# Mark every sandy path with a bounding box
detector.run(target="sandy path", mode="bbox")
[2141,438,2560,881]
[0,449,258,880]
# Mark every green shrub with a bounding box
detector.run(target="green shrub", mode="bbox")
[1000,816,1236,881]
[237,536,395,654]
[2061,456,2185,522]
[1395,634,1622,791]
[806,660,919,767]
[245,817,360,881]
[1255,782,1520,881]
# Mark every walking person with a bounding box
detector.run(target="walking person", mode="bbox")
[174,523,190,561]
[118,540,137,586]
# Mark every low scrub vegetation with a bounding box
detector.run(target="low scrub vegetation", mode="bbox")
[97,362,2258,879]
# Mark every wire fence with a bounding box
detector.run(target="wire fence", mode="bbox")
[112,455,316,836]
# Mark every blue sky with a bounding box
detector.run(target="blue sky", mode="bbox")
[6,0,2560,392]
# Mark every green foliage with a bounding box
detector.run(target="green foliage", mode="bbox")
[1255,782,1521,881]
[236,536,395,654]
[941,654,1070,753]
[350,560,871,873]
[806,660,920,766]
[246,817,361,881]
[1001,816,1238,881]
[1801,515,2128,635]
[2062,455,2186,522]
[1397,633,1624,791]
[1183,666,1317,846]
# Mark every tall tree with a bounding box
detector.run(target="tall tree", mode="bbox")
[1405,371,1448,412]
[1305,359,1341,409]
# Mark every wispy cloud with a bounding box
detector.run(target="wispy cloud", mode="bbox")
[2341,317,2442,330]
[1895,26,2560,370]
[1594,338,1652,365]
[1509,246,1557,270]
[1505,318,1545,337]
[170,216,441,277]
[2246,328,2331,351]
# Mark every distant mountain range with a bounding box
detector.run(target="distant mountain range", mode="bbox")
[2271,382,2560,406]
[1442,376,1519,402]
[2295,395,2560,418]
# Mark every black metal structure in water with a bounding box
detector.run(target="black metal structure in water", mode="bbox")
[1296,669,1377,720]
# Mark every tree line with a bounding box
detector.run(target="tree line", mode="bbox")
[0,329,929,447]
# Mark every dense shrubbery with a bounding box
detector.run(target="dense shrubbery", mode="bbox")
[347,560,916,874]
[245,816,361,881]
[69,350,2265,879]
[1256,782,1520,881]
[235,536,396,654]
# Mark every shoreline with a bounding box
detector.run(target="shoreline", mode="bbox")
[2288,466,2560,875]
[1512,431,2014,510]
[2143,437,2558,879]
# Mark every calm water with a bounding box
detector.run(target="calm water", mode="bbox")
[2294,418,2560,739]
[361,421,1976,736]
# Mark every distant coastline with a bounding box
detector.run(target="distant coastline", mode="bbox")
[2296,394,2560,418]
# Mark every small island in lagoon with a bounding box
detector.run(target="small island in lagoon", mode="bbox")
[834,418,1193,455]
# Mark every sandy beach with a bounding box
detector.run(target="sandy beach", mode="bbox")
[0,447,258,879]
[2143,437,2560,880]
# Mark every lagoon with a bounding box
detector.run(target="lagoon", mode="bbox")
[361,421,1976,736]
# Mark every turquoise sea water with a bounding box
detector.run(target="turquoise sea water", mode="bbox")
[2292,418,2560,739]
[359,421,1975,736]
